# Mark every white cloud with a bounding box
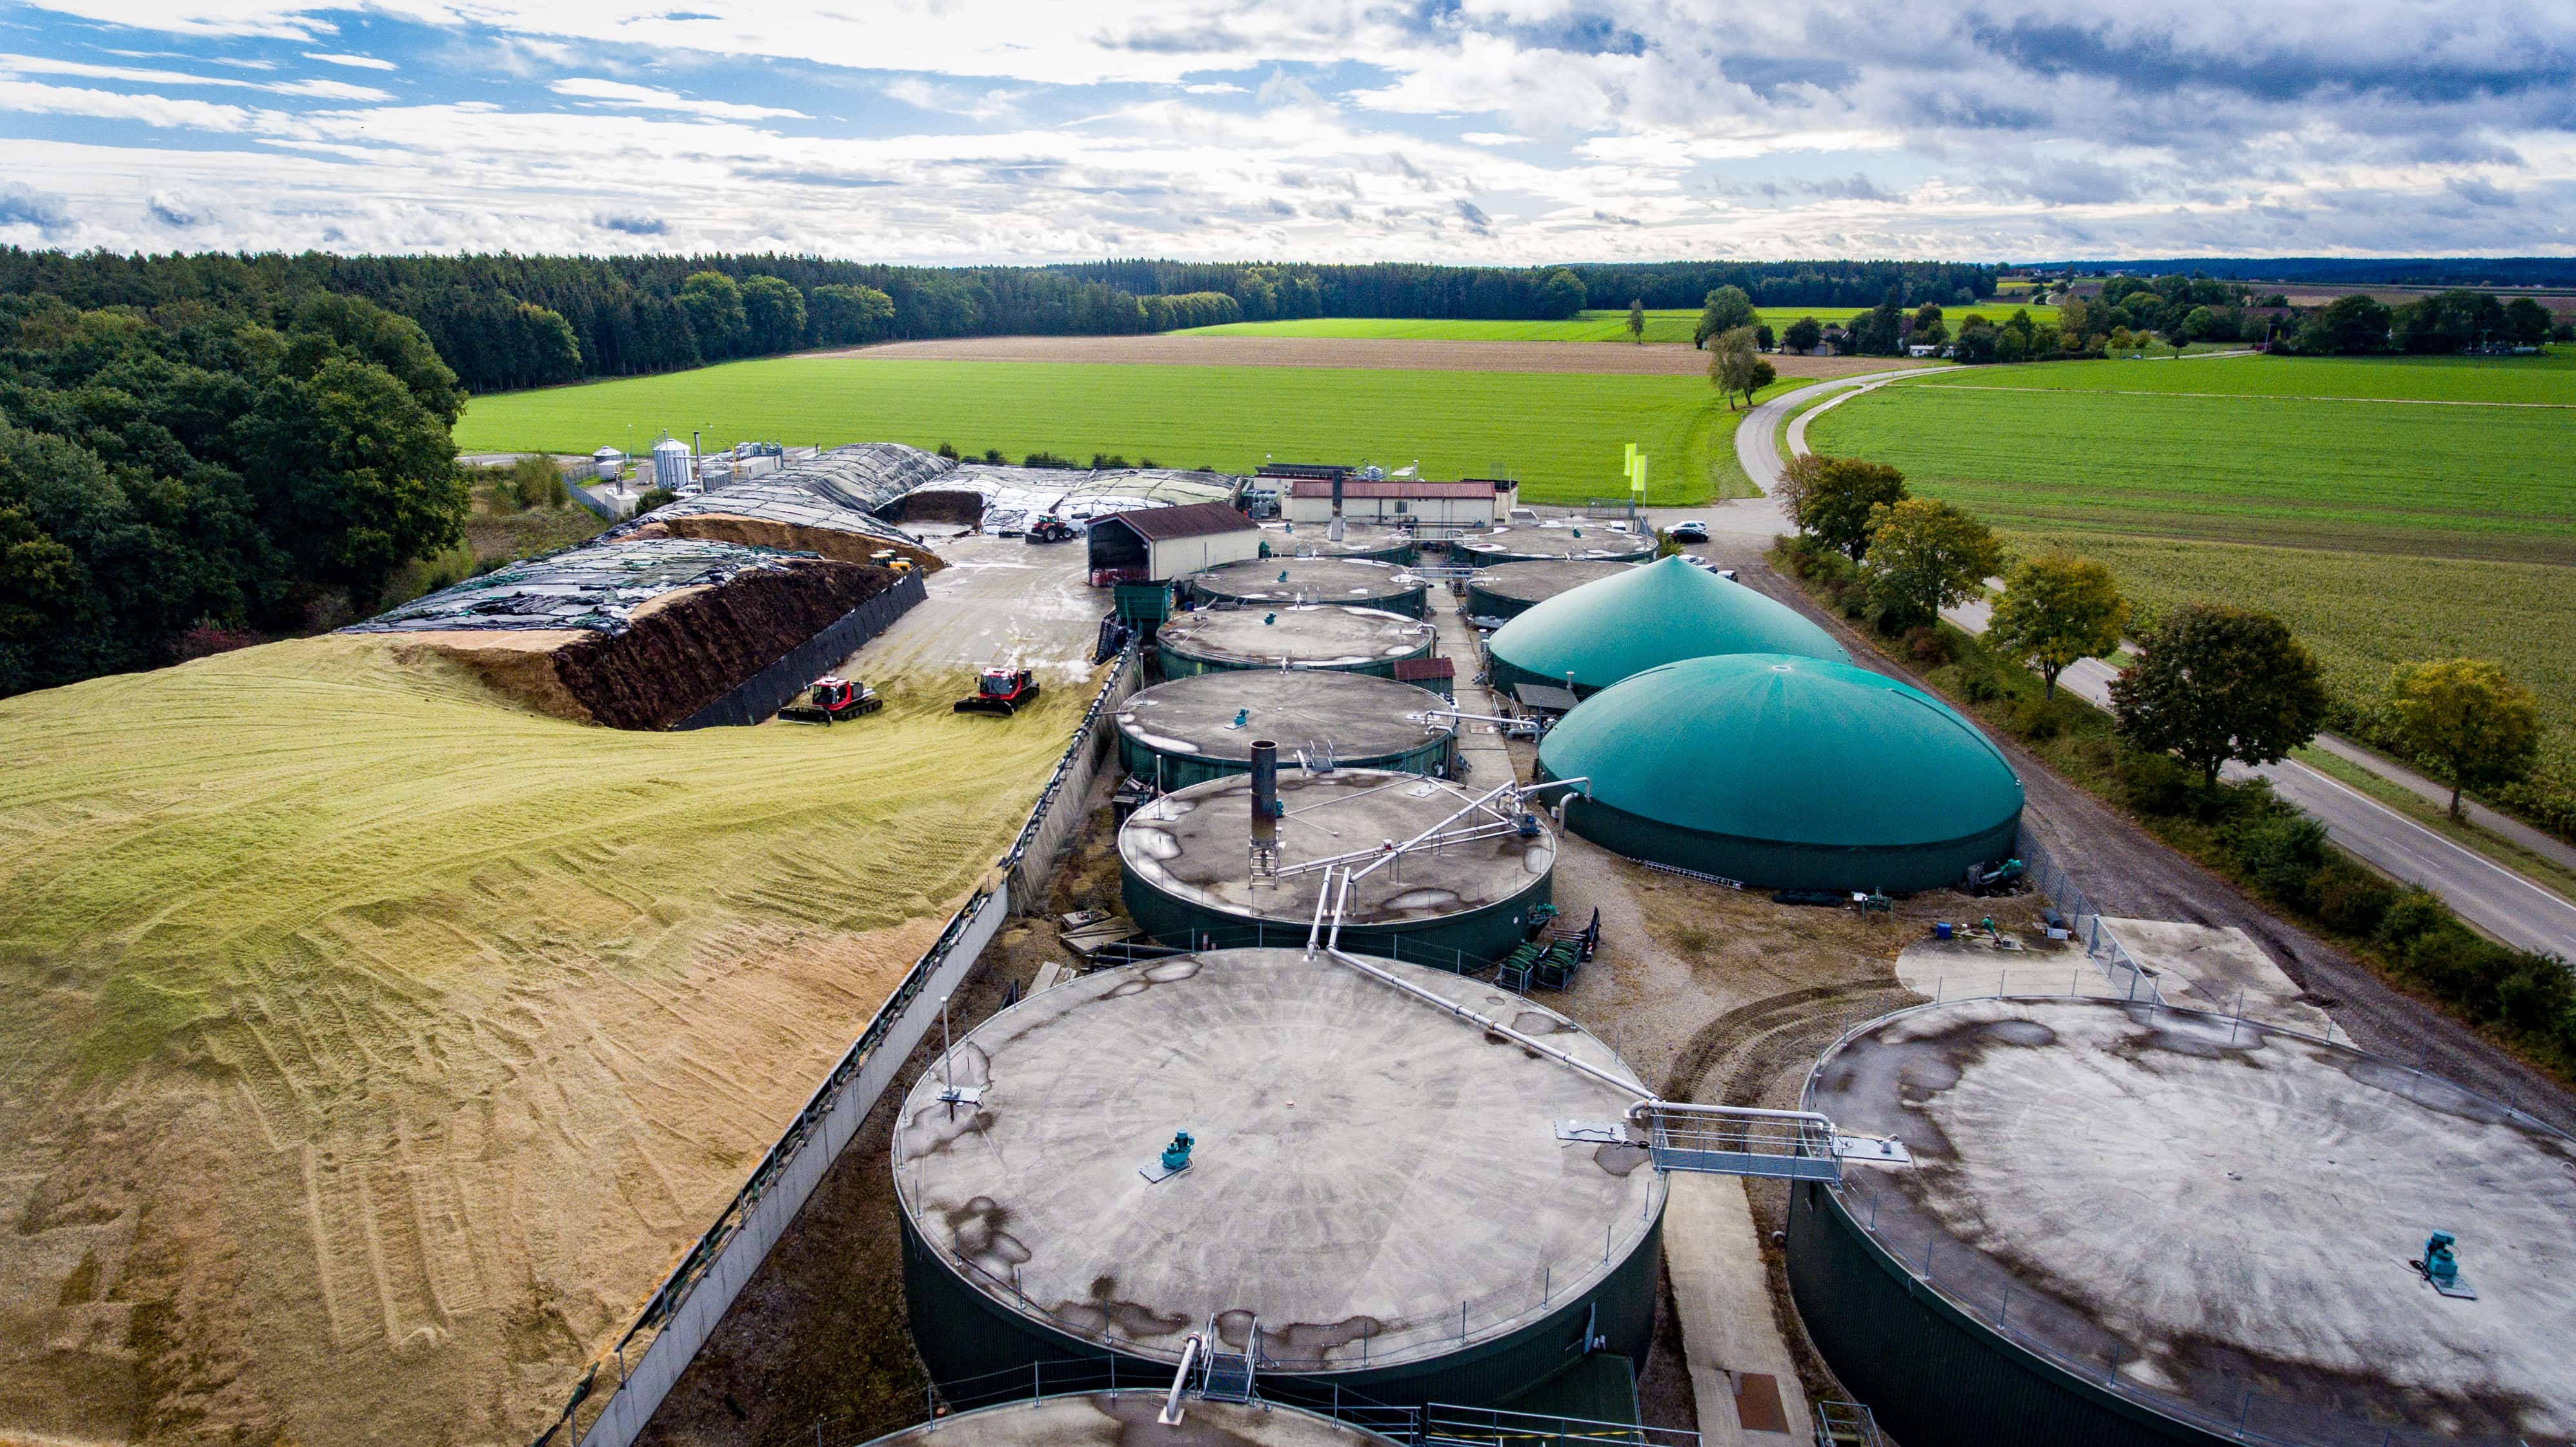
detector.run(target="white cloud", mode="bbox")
[303,51,394,70]
[1182,83,1247,95]
[0,52,386,99]
[550,76,808,121]
[1458,132,1525,147]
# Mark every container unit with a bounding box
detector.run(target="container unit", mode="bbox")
[1536,653,2020,892]
[1260,520,1421,565]
[1451,523,1654,568]
[1116,669,1458,791]
[894,947,1664,1414]
[1156,606,1438,682]
[1119,770,1555,967]
[1462,559,1635,622]
[1486,554,1847,699]
[858,1393,1404,1446]
[1790,996,2576,1447]
[1187,557,1429,618]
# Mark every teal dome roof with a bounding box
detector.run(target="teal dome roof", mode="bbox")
[1487,554,1846,694]
[1538,653,2020,849]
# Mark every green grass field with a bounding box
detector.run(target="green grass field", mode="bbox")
[1808,349,2576,831]
[458,355,1771,505]
[1807,353,2576,562]
[1177,303,2057,344]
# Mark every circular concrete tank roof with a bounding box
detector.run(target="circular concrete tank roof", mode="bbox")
[1158,606,1436,671]
[1490,556,1847,693]
[1264,521,1418,558]
[1452,523,1655,565]
[860,1393,1400,1446]
[1190,557,1424,605]
[1120,769,1555,931]
[1118,670,1451,769]
[894,947,1662,1371]
[1807,997,2576,1444]
[1466,558,1637,609]
[1538,653,2018,850]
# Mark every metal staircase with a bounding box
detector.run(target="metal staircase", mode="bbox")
[1196,1315,1258,1403]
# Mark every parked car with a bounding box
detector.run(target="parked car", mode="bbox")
[1668,520,1709,542]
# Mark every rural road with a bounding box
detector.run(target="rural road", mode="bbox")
[1748,373,2576,964]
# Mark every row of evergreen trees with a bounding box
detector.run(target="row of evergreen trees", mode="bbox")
[0,249,1998,397]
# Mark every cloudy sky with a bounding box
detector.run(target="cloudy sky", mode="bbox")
[0,0,2569,263]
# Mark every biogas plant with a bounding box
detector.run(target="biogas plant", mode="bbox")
[79,443,2566,1447]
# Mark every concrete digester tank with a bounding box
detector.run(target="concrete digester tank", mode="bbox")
[858,1393,1404,1446]
[1791,995,2576,1447]
[1463,560,1635,622]
[1119,769,1554,967]
[1157,605,1438,682]
[1536,653,2022,891]
[1451,523,1653,567]
[1189,557,1429,617]
[894,947,1665,1413]
[1263,520,1420,565]
[1116,669,1458,791]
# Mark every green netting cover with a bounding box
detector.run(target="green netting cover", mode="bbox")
[1486,554,1846,695]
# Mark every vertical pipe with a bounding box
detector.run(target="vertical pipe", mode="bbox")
[1250,740,1280,852]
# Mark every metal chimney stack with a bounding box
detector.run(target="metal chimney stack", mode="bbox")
[1250,739,1281,852]
[1328,472,1346,542]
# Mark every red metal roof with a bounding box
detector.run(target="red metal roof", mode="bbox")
[1393,656,1455,680]
[1096,501,1258,541]
[1288,480,1499,500]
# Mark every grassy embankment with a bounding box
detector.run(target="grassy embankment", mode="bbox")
[1773,540,2576,1087]
[0,636,1091,1446]
[1805,350,2576,835]
[457,355,1786,506]
[1178,303,2058,344]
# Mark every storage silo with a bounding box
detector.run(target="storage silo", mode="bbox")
[895,947,1665,1413]
[1535,653,2020,892]
[1119,770,1555,966]
[1463,559,1635,622]
[1791,995,2576,1447]
[651,434,693,491]
[1188,558,1428,618]
[1452,523,1654,567]
[859,1393,1404,1446]
[1487,554,1847,698]
[1156,607,1437,682]
[1116,670,1457,791]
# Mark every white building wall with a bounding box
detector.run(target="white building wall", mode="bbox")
[1283,494,1503,524]
[1148,529,1265,578]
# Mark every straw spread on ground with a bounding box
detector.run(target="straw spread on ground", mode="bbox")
[0,634,1094,1446]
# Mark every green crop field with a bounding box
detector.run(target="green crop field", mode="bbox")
[459,355,1783,505]
[1807,348,2576,824]
[1177,303,2056,344]
[1806,354,2576,562]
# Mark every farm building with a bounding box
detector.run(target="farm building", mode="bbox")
[1795,996,2576,1447]
[1283,477,1516,525]
[1083,501,1263,583]
[1485,554,1845,698]
[1536,653,2022,892]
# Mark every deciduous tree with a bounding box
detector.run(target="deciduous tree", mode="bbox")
[1860,498,2002,629]
[1708,325,1759,409]
[1782,316,1823,354]
[1793,458,1908,561]
[2388,659,2541,820]
[1987,554,2128,696]
[1626,298,1645,343]
[1693,285,1756,349]
[2111,604,2329,787]
[676,270,748,357]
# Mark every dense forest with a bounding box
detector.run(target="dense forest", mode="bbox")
[0,250,1996,396]
[0,290,465,693]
